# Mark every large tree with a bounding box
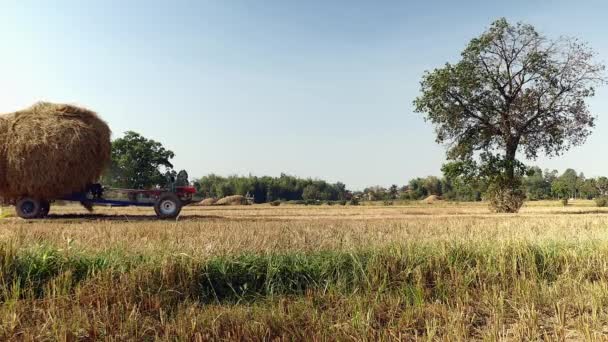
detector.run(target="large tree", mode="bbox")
[103,131,175,189]
[414,18,605,212]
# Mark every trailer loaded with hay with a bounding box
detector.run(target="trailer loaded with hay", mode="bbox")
[0,102,197,219]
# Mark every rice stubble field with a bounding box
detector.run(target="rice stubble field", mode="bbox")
[1,201,608,340]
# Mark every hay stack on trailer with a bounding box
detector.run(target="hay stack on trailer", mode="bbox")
[0,102,111,202]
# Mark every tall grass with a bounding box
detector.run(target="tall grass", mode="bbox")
[2,239,608,339]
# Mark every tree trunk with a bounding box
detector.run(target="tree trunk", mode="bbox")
[505,142,517,185]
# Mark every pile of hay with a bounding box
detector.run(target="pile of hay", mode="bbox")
[197,198,217,206]
[215,195,248,206]
[0,102,111,201]
[423,195,441,204]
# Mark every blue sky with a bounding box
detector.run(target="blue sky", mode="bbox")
[1,0,607,189]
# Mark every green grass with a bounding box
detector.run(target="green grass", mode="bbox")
[0,207,11,219]
[1,240,608,302]
[3,240,608,339]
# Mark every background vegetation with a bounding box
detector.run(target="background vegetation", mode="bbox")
[195,173,349,203]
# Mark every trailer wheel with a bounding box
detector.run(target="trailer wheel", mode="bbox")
[16,197,43,219]
[154,193,182,219]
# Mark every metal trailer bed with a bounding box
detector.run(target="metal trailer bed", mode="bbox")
[13,183,198,219]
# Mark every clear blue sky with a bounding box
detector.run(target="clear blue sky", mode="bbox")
[1,0,606,189]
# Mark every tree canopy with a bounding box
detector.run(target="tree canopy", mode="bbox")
[103,131,176,189]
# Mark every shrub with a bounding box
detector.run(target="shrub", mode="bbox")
[486,182,525,213]
[305,200,321,206]
[383,201,394,206]
[270,201,281,207]
[349,198,360,206]
[339,200,347,206]
[595,197,608,207]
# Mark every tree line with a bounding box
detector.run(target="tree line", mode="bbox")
[195,174,349,203]
[397,167,608,202]
[100,132,349,203]
[103,132,608,205]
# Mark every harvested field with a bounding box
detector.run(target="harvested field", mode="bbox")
[1,201,608,340]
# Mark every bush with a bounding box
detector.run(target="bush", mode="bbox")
[339,200,347,206]
[486,182,525,213]
[595,197,608,207]
[383,201,394,206]
[349,198,360,206]
[270,201,281,207]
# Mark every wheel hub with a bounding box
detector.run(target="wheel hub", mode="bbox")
[22,201,35,214]
[160,200,176,215]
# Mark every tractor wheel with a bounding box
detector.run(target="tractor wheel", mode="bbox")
[39,200,50,218]
[154,193,182,219]
[16,197,43,219]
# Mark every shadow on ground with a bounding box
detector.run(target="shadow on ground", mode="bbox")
[37,213,227,222]
[547,210,608,215]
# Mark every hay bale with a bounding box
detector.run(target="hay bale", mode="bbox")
[423,195,440,204]
[0,102,111,200]
[196,198,217,206]
[215,195,248,206]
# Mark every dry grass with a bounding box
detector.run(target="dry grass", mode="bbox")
[215,195,248,206]
[195,198,217,206]
[0,102,110,201]
[1,200,608,340]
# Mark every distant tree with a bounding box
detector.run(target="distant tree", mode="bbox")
[407,179,427,200]
[414,18,605,212]
[302,184,321,201]
[388,184,399,199]
[580,178,598,199]
[215,182,235,199]
[441,162,485,201]
[423,176,443,196]
[195,174,225,198]
[363,186,388,201]
[560,169,579,199]
[335,182,348,200]
[524,167,551,200]
[551,178,570,199]
[544,169,559,191]
[596,177,608,196]
[103,131,175,189]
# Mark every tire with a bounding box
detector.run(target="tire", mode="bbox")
[154,193,182,219]
[16,197,43,219]
[39,200,50,218]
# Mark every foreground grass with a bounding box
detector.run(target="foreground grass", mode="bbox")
[2,240,608,340]
[1,202,608,340]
